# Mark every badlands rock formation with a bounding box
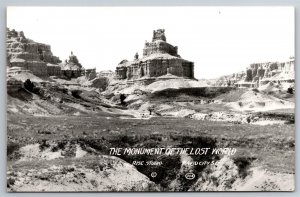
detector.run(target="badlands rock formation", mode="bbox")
[7,28,87,79]
[60,51,84,79]
[244,58,295,85]
[116,29,194,83]
[85,68,97,80]
[214,57,295,88]
[7,28,62,77]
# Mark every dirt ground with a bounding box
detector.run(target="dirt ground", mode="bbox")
[7,111,295,191]
[6,81,295,191]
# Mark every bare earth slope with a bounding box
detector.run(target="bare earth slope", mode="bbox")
[7,78,295,192]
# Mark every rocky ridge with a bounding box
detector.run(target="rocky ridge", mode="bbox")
[115,29,194,82]
[214,57,295,88]
[7,28,62,77]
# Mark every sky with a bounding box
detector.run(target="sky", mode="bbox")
[7,7,294,79]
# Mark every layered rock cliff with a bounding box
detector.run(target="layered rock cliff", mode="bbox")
[245,58,295,83]
[59,51,84,79]
[116,29,194,82]
[7,28,62,77]
[214,57,295,88]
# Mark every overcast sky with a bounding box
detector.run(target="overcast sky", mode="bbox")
[7,7,294,79]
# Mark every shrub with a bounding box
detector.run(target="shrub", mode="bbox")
[71,89,82,98]
[7,143,19,156]
[120,94,126,105]
[24,79,34,92]
[7,178,15,188]
[287,87,293,94]
[39,139,50,151]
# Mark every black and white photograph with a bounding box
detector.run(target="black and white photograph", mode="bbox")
[6,6,295,192]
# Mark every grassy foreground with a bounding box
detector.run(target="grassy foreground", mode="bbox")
[7,112,294,175]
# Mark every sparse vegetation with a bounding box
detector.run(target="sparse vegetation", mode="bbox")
[23,79,35,92]
[120,94,126,105]
[287,87,293,94]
